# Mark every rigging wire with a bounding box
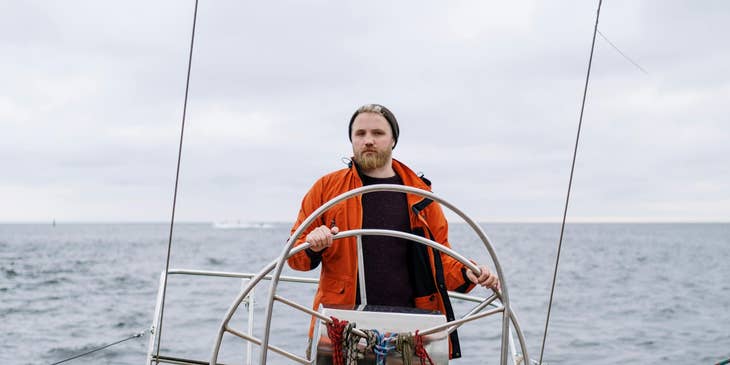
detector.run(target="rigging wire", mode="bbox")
[154,0,199,362]
[597,29,649,75]
[49,329,148,365]
[538,0,603,364]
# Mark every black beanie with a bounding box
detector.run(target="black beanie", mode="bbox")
[348,104,399,149]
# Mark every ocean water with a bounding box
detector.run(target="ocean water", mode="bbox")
[1,223,729,364]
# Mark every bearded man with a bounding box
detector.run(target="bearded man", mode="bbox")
[287,103,499,359]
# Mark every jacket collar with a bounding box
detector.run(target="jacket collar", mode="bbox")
[348,158,433,211]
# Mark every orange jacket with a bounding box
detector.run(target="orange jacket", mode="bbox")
[287,159,475,358]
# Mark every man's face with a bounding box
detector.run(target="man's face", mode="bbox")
[350,112,394,171]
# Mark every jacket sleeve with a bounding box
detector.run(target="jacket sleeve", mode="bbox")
[427,203,477,294]
[287,179,327,271]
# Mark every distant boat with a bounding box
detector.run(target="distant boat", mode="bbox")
[212,220,274,229]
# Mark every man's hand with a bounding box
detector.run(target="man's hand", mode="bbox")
[306,225,339,252]
[466,264,501,292]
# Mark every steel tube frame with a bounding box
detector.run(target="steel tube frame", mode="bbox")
[167,269,319,284]
[447,293,499,334]
[211,227,483,363]
[227,327,311,364]
[419,307,505,336]
[152,267,530,364]
[209,243,310,363]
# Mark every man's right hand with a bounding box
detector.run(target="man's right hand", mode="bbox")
[306,225,339,252]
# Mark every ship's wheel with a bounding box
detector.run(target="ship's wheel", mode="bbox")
[210,185,530,365]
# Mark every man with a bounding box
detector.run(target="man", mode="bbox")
[287,103,499,359]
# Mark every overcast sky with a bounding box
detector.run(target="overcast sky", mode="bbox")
[2,1,728,223]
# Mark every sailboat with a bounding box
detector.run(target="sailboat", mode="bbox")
[142,0,614,363]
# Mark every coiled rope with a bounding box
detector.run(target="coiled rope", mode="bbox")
[343,323,377,365]
[373,330,397,365]
[538,1,603,364]
[332,317,434,365]
[395,332,414,365]
[413,330,434,365]
[342,322,359,365]
[49,328,148,365]
[326,317,349,365]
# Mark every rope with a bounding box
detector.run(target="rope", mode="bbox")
[597,29,648,75]
[326,317,349,365]
[395,332,414,365]
[413,330,434,365]
[373,330,397,365]
[154,0,199,363]
[538,1,603,364]
[342,322,359,365]
[343,323,375,365]
[338,326,430,365]
[49,329,147,365]
[343,323,372,365]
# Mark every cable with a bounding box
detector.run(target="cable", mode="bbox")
[49,329,148,365]
[597,29,649,75]
[154,0,199,362]
[538,1,603,364]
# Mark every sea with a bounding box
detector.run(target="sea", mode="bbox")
[1,222,728,365]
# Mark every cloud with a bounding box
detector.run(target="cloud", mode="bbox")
[2,0,728,222]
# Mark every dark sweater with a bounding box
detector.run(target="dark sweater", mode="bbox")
[359,173,414,307]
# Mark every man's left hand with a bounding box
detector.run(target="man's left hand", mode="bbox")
[466,264,501,292]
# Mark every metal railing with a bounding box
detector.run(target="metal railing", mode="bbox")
[148,269,531,365]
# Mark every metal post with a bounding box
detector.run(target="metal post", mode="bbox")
[247,285,255,364]
[147,271,166,365]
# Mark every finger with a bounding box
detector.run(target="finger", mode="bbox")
[479,265,490,278]
[481,276,491,288]
[319,229,330,245]
[489,275,500,290]
[318,225,334,249]
[309,237,323,251]
[307,230,321,242]
[325,230,333,247]
[475,269,488,284]
[471,266,488,283]
[315,226,329,237]
[466,269,478,283]
[307,227,328,251]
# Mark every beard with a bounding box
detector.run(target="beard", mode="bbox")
[353,148,391,170]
